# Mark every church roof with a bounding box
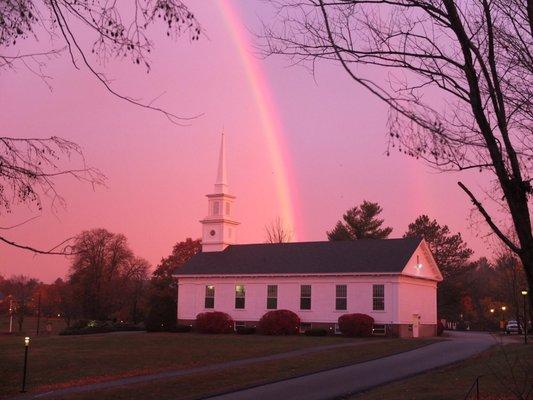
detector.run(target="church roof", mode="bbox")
[174,237,424,276]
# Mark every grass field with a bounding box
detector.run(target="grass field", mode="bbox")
[0,315,67,336]
[0,328,434,399]
[45,337,435,400]
[353,343,533,400]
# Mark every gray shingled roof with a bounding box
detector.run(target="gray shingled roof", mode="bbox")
[174,237,423,276]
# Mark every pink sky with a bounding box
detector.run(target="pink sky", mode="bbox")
[1,1,497,283]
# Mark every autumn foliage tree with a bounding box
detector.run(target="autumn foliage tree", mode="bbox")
[262,0,533,312]
[68,228,149,321]
[145,238,201,331]
[0,275,39,331]
[328,201,392,240]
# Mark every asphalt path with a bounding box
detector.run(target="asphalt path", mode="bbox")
[206,331,497,400]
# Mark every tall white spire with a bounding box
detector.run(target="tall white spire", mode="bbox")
[201,132,239,252]
[214,132,228,194]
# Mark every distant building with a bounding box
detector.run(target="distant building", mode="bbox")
[174,135,442,337]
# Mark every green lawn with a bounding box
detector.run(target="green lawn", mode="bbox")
[0,330,434,399]
[352,344,533,400]
[49,338,435,400]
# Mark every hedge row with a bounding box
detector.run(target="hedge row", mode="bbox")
[192,311,377,337]
[60,320,144,336]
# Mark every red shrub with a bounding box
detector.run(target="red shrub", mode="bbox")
[338,313,374,337]
[437,320,444,336]
[259,310,300,335]
[195,311,234,334]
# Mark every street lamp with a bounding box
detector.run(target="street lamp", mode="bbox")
[522,290,528,345]
[501,306,507,332]
[21,336,30,393]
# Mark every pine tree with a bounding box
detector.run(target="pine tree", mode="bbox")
[327,201,392,240]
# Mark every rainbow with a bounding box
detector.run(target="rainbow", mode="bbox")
[217,1,300,241]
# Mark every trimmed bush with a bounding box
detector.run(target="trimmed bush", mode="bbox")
[258,310,300,335]
[195,311,234,334]
[437,321,444,336]
[338,313,374,337]
[236,326,256,335]
[304,328,328,337]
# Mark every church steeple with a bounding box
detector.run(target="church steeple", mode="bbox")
[214,133,228,194]
[200,133,239,252]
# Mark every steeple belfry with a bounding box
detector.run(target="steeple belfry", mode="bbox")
[200,133,239,252]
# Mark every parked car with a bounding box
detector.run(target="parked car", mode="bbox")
[505,320,521,334]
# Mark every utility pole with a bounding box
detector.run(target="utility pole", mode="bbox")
[36,291,41,336]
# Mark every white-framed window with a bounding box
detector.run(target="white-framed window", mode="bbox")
[204,285,215,309]
[334,323,342,335]
[226,202,231,215]
[373,284,385,311]
[267,285,278,309]
[299,323,312,333]
[336,284,347,310]
[213,201,220,216]
[235,285,245,309]
[300,285,311,310]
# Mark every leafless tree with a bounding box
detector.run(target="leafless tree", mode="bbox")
[265,217,293,243]
[261,0,533,310]
[1,1,201,255]
[0,136,105,254]
[1,0,202,122]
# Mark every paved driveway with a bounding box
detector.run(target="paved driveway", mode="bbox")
[206,331,497,400]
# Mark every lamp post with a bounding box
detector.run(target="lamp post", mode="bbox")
[522,290,528,345]
[8,299,14,334]
[490,308,495,332]
[36,291,41,336]
[21,336,30,393]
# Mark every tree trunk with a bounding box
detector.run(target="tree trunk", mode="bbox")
[519,249,533,321]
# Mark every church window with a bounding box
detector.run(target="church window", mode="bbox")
[267,285,278,309]
[213,201,220,216]
[235,285,245,309]
[300,285,311,310]
[373,284,385,311]
[205,285,215,309]
[335,285,347,310]
[226,202,230,215]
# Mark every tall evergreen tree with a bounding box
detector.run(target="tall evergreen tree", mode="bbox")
[327,201,392,241]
